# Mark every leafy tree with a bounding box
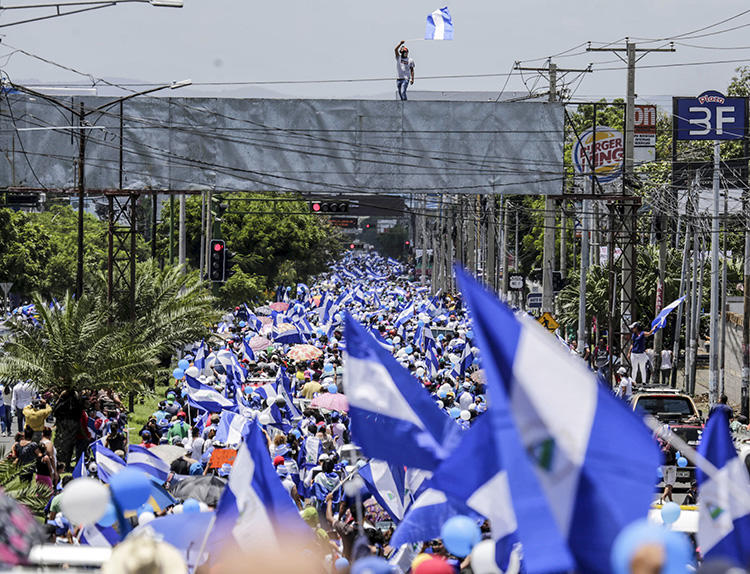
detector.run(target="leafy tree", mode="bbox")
[218,268,266,308]
[0,456,53,516]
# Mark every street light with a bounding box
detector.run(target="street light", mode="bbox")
[0,0,183,28]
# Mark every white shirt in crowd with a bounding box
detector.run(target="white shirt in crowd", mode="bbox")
[395,56,414,80]
[11,381,35,411]
[617,376,633,400]
[660,349,673,370]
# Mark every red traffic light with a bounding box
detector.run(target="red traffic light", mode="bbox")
[213,242,224,252]
[311,202,322,212]
[405,240,410,246]
[349,243,356,250]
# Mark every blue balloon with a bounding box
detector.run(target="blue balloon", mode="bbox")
[351,556,390,574]
[440,515,481,557]
[472,358,480,366]
[334,557,349,572]
[238,320,246,328]
[438,334,445,341]
[677,456,688,468]
[404,345,413,355]
[324,363,334,373]
[183,498,201,514]
[417,320,425,327]
[656,466,663,478]
[449,407,461,419]
[386,338,394,344]
[317,328,325,336]
[438,390,448,399]
[177,359,189,371]
[611,518,693,574]
[181,389,188,398]
[172,368,184,380]
[661,501,681,525]
[97,503,117,527]
[244,386,252,394]
[328,384,338,394]
[110,468,152,511]
[466,330,474,339]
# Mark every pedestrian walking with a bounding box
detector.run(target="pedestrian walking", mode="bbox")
[10,380,35,433]
[615,366,633,402]
[394,40,414,101]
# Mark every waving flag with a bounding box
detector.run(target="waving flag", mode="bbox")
[390,487,469,548]
[276,368,302,420]
[128,444,170,483]
[697,410,750,565]
[79,524,119,547]
[343,314,460,470]
[194,339,207,371]
[212,421,310,550]
[359,460,407,523]
[651,295,686,333]
[92,443,127,483]
[72,452,88,478]
[395,304,415,328]
[242,337,256,362]
[185,374,236,413]
[455,267,661,573]
[215,411,251,446]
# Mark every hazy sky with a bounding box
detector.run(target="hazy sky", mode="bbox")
[3,0,750,104]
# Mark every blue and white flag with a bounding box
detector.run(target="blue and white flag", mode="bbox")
[697,410,750,566]
[359,460,407,523]
[276,368,302,420]
[128,444,170,483]
[273,325,305,346]
[194,339,207,371]
[390,487,469,548]
[244,305,263,333]
[215,410,251,446]
[395,304,415,328]
[185,374,236,413]
[651,295,686,333]
[212,421,310,549]
[455,268,661,573]
[343,314,460,470]
[79,524,119,547]
[92,443,126,483]
[72,453,88,479]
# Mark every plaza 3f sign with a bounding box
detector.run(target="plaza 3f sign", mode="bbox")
[675,90,747,140]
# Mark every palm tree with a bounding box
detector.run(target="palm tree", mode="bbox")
[0,292,161,394]
[0,456,53,517]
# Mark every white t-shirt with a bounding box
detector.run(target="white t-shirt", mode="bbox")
[396,56,414,80]
[617,376,633,400]
[660,350,673,370]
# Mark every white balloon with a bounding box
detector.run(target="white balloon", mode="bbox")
[60,478,110,525]
[172,504,184,514]
[470,539,501,574]
[460,410,472,421]
[138,511,156,525]
[436,400,444,409]
[416,367,425,377]
[343,475,365,497]
[199,502,209,512]
[184,365,200,378]
[393,336,401,344]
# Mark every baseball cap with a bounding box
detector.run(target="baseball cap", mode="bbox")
[617,366,627,375]
[273,455,285,466]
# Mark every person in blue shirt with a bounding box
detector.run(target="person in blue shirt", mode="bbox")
[708,394,733,421]
[628,322,655,385]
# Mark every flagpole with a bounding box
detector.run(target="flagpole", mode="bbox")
[645,415,750,508]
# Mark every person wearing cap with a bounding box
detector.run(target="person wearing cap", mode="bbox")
[140,430,155,449]
[628,322,655,385]
[163,394,180,417]
[166,412,189,442]
[394,40,415,101]
[615,366,633,402]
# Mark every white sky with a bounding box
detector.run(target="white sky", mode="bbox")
[3,0,750,103]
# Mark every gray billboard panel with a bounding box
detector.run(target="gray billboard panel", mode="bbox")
[1,95,564,195]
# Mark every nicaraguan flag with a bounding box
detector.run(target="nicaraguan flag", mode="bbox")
[128,444,170,483]
[93,443,127,483]
[276,368,302,420]
[343,314,460,470]
[79,524,119,547]
[390,488,469,548]
[242,337,256,362]
[185,374,236,413]
[72,452,88,478]
[212,421,310,550]
[651,295,686,332]
[194,339,206,371]
[431,413,572,572]
[455,267,661,573]
[359,460,407,523]
[369,327,395,352]
[425,344,440,378]
[215,410,251,446]
[395,304,415,328]
[697,410,750,565]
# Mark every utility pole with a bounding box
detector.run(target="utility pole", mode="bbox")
[76,103,85,299]
[653,187,668,378]
[516,61,591,314]
[588,39,675,359]
[720,184,728,397]
[178,193,186,272]
[560,199,567,280]
[421,194,428,287]
[671,216,690,388]
[501,194,509,297]
[486,195,496,291]
[708,142,721,405]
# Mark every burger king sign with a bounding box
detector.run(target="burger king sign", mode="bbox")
[572,126,624,183]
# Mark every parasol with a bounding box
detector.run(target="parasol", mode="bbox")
[269,302,289,312]
[287,344,323,362]
[310,392,349,412]
[247,335,272,352]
